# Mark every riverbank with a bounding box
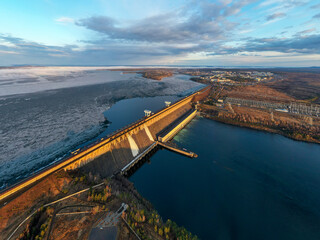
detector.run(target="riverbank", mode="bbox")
[0,169,198,240]
[198,104,320,145]
[130,116,320,240]
[184,68,320,144]
[0,79,204,239]
[112,69,174,81]
[0,70,202,190]
[204,114,320,144]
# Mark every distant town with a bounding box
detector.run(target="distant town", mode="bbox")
[181,69,279,85]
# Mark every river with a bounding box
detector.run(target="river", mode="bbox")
[130,117,320,240]
[2,67,320,239]
[0,68,201,189]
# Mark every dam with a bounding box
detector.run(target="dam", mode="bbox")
[0,85,211,203]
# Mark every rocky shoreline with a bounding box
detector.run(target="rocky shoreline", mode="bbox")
[200,111,320,145]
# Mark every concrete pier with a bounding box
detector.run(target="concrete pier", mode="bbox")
[158,142,197,158]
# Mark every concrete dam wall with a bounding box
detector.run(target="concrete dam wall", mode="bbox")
[0,86,211,202]
[63,93,193,172]
[79,99,192,177]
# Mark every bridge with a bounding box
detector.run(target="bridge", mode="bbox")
[0,85,211,203]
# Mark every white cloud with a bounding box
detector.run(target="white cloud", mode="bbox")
[55,17,74,24]
[0,50,18,54]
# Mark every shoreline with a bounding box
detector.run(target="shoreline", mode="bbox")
[201,113,320,145]
[0,73,201,190]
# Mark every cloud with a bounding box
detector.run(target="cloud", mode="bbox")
[258,0,308,13]
[73,0,253,64]
[2,27,319,67]
[310,3,320,9]
[210,34,320,55]
[77,14,220,44]
[0,34,76,60]
[73,0,259,64]
[0,50,18,55]
[0,33,190,65]
[76,1,256,44]
[295,28,316,35]
[313,13,320,19]
[0,0,318,67]
[266,12,286,21]
[55,17,74,24]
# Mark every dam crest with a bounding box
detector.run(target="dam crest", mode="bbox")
[0,86,211,202]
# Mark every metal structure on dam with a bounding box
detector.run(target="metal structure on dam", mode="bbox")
[0,85,211,202]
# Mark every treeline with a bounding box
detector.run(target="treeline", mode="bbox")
[124,206,198,240]
[18,207,54,240]
[87,185,112,203]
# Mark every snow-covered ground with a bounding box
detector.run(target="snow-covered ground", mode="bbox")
[0,68,203,188]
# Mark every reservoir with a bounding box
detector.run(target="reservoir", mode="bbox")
[130,117,320,240]
[0,70,200,189]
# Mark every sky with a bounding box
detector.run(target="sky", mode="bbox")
[0,0,319,67]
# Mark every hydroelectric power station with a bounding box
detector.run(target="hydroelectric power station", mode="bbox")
[0,86,211,203]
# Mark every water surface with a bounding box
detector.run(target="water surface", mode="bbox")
[130,117,320,240]
[0,71,201,189]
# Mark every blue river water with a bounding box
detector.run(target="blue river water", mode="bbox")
[130,117,320,240]
[102,95,179,135]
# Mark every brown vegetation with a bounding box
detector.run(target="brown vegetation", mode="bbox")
[112,174,198,240]
[113,68,174,80]
[266,72,320,104]
[0,171,71,237]
[223,84,294,102]
[0,168,198,240]
[199,103,320,144]
[196,75,320,144]
[140,70,174,80]
[49,214,96,240]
